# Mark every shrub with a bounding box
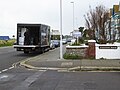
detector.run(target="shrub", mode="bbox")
[117,39,120,43]
[71,38,85,46]
[78,38,84,44]
[71,43,81,46]
[63,53,83,59]
[107,40,114,44]
[97,39,107,44]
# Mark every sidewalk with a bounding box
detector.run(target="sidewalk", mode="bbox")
[20,48,120,71]
[20,52,120,70]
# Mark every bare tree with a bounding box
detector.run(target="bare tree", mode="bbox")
[84,14,95,39]
[84,5,109,42]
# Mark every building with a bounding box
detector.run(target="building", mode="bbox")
[71,30,81,39]
[104,19,110,40]
[50,30,60,35]
[50,30,60,40]
[113,13,120,40]
[105,4,120,41]
[111,5,120,40]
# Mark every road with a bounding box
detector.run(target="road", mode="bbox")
[0,68,120,90]
[0,46,120,90]
[0,46,39,71]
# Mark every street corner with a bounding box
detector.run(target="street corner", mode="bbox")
[19,59,76,71]
[20,60,35,69]
[19,54,42,69]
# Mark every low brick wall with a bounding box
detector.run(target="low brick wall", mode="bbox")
[66,40,120,59]
[66,45,88,58]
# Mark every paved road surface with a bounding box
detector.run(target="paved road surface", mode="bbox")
[0,46,120,90]
[0,46,39,71]
[0,67,120,90]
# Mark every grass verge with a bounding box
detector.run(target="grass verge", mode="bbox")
[0,39,15,47]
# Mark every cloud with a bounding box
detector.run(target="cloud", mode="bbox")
[0,0,119,37]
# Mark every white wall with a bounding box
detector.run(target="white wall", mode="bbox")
[96,43,120,59]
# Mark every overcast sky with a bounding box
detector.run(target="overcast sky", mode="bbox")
[0,0,119,38]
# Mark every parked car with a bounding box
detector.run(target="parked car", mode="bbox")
[67,38,72,42]
[50,41,55,49]
[62,39,67,44]
[51,40,60,47]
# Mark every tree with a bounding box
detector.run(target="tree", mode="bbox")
[78,27,84,32]
[84,5,109,42]
[82,29,94,40]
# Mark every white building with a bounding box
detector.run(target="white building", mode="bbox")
[51,30,60,35]
[71,30,81,38]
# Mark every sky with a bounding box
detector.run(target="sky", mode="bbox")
[0,0,119,38]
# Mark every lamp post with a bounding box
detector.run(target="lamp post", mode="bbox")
[60,0,63,59]
[71,2,74,32]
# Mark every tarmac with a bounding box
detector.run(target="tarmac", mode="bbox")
[20,48,120,71]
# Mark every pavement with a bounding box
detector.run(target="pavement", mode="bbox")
[20,48,120,71]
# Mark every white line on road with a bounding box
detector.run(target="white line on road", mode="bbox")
[0,66,14,73]
[2,69,8,72]
[9,66,14,70]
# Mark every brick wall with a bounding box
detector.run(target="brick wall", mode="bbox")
[87,40,96,58]
[65,45,89,58]
[65,40,96,59]
[66,47,88,58]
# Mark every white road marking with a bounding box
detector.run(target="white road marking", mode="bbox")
[9,67,14,70]
[2,69,8,72]
[0,66,14,73]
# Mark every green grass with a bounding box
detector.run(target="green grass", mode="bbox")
[0,39,16,47]
[63,53,83,59]
[71,43,82,46]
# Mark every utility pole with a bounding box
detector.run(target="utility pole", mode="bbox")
[71,2,74,32]
[60,0,63,59]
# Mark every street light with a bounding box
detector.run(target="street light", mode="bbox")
[71,2,74,32]
[60,0,63,59]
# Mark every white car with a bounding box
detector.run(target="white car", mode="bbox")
[62,39,67,44]
[50,41,55,49]
[51,40,60,47]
